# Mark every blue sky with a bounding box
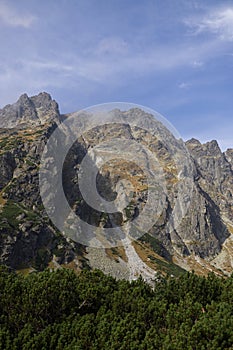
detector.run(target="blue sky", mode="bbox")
[0,0,233,149]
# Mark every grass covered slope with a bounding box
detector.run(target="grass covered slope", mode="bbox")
[0,267,232,349]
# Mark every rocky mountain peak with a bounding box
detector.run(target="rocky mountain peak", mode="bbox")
[205,140,222,156]
[0,92,60,128]
[186,138,223,159]
[18,93,30,103]
[0,93,233,279]
[186,138,201,145]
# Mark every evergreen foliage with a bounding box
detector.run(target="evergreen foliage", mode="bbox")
[0,266,232,349]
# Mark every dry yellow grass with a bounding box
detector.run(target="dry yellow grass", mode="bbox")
[172,254,225,277]
[16,267,36,276]
[132,240,168,274]
[227,224,233,234]
[61,260,82,273]
[105,246,128,262]
[0,192,6,206]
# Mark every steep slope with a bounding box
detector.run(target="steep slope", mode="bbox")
[0,93,232,279]
[0,96,86,271]
[180,138,233,275]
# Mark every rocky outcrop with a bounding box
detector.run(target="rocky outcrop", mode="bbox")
[0,151,16,190]
[186,139,233,228]
[0,99,85,270]
[0,92,60,128]
[225,148,233,170]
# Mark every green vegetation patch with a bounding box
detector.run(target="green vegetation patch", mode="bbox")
[148,255,186,277]
[139,233,168,256]
[0,268,232,349]
[0,200,40,228]
[0,201,23,228]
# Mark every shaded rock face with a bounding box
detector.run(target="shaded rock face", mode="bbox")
[62,124,230,260]
[225,148,233,171]
[186,139,233,224]
[0,152,16,190]
[0,93,232,277]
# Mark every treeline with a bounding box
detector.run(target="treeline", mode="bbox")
[0,267,232,349]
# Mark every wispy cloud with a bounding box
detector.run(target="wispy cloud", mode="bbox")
[27,60,73,73]
[0,34,217,100]
[94,37,128,56]
[178,82,191,89]
[59,37,216,84]
[185,6,233,41]
[192,60,204,67]
[0,2,36,28]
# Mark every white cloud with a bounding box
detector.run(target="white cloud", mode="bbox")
[0,2,36,28]
[178,82,191,89]
[94,37,128,56]
[27,60,73,72]
[192,60,204,67]
[185,7,233,41]
[69,37,215,84]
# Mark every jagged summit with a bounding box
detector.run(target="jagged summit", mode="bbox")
[186,138,201,145]
[0,92,60,128]
[186,138,223,158]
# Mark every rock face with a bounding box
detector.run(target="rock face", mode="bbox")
[0,95,86,271]
[0,93,233,279]
[186,139,233,223]
[0,92,60,128]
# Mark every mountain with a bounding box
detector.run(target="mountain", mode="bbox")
[0,92,60,128]
[0,92,232,282]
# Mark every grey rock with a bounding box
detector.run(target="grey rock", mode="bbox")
[0,92,60,128]
[0,92,232,277]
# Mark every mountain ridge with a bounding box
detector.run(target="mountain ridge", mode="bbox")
[0,92,232,281]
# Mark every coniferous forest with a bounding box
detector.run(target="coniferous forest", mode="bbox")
[0,267,232,349]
